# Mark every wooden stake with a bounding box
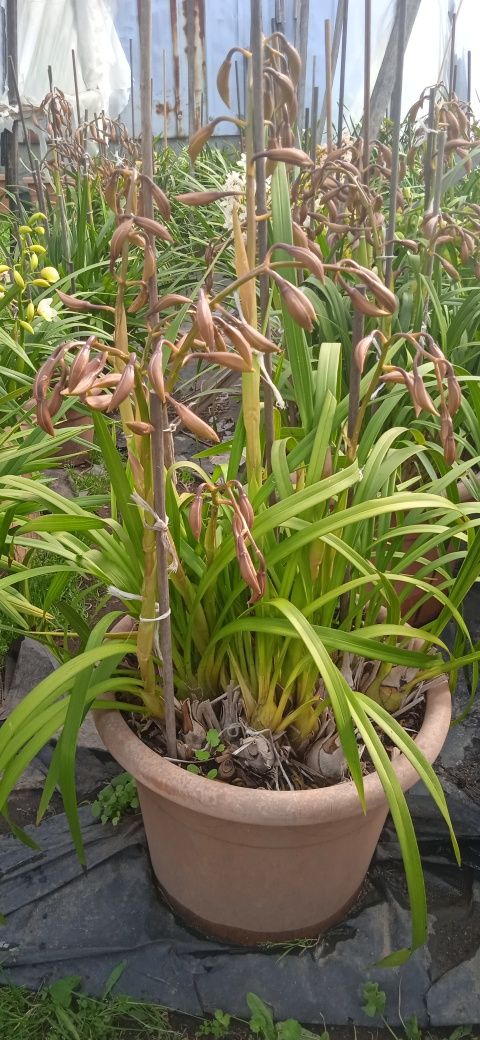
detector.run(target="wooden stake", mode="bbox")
[363,0,371,182]
[385,0,406,287]
[129,38,136,138]
[324,19,333,153]
[337,0,349,147]
[467,50,472,104]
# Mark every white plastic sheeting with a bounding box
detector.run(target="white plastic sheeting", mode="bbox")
[0,0,478,139]
[0,0,131,130]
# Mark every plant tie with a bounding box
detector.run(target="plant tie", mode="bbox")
[131,491,178,572]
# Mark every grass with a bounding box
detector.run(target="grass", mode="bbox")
[0,978,477,1040]
[0,978,186,1039]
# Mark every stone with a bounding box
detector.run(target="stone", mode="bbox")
[428,944,480,1025]
[1,638,58,719]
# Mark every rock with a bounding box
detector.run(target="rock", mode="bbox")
[45,468,75,499]
[1,638,58,719]
[428,939,480,1024]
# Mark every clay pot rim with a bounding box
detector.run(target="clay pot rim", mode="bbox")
[94,676,451,827]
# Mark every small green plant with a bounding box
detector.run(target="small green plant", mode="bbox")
[91,772,139,826]
[246,994,325,1040]
[361,982,474,1040]
[187,728,226,780]
[198,1008,232,1038]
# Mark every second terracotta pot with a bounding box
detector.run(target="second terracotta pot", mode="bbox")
[95,676,451,945]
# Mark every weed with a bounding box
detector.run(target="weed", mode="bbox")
[91,773,140,826]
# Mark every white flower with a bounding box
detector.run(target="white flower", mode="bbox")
[216,153,272,231]
[36,297,58,322]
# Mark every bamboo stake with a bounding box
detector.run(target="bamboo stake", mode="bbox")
[8,55,44,210]
[319,0,345,140]
[467,50,472,104]
[150,392,177,761]
[362,0,371,183]
[129,38,136,138]
[5,0,19,214]
[385,0,406,287]
[139,0,176,760]
[71,49,81,126]
[310,85,319,163]
[448,11,456,99]
[336,0,349,148]
[423,86,435,212]
[296,0,309,133]
[348,301,365,441]
[163,49,168,149]
[251,0,273,474]
[324,19,333,153]
[425,128,446,288]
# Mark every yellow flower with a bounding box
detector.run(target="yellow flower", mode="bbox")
[39,266,60,284]
[36,298,58,322]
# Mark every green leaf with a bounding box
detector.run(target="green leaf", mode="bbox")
[361,982,386,1018]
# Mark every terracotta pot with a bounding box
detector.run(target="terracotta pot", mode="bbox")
[94,676,451,945]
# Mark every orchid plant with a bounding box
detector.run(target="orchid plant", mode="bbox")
[2,33,480,966]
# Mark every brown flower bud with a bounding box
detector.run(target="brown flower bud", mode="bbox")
[189,493,203,540]
[176,190,242,206]
[269,242,325,283]
[128,285,149,314]
[36,399,54,436]
[167,394,220,444]
[126,421,155,435]
[141,175,171,221]
[84,393,113,411]
[354,333,378,373]
[216,56,232,108]
[148,345,166,402]
[109,217,135,270]
[186,351,251,373]
[236,321,279,353]
[255,146,313,167]
[67,356,105,396]
[57,289,114,314]
[446,366,462,417]
[270,271,316,331]
[188,122,215,163]
[195,289,215,351]
[68,342,91,391]
[134,215,173,242]
[412,367,439,416]
[237,488,254,529]
[235,535,262,602]
[107,355,136,411]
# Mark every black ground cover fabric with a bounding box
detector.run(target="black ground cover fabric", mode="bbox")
[0,595,479,1026]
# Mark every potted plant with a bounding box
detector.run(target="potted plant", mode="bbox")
[2,28,479,967]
